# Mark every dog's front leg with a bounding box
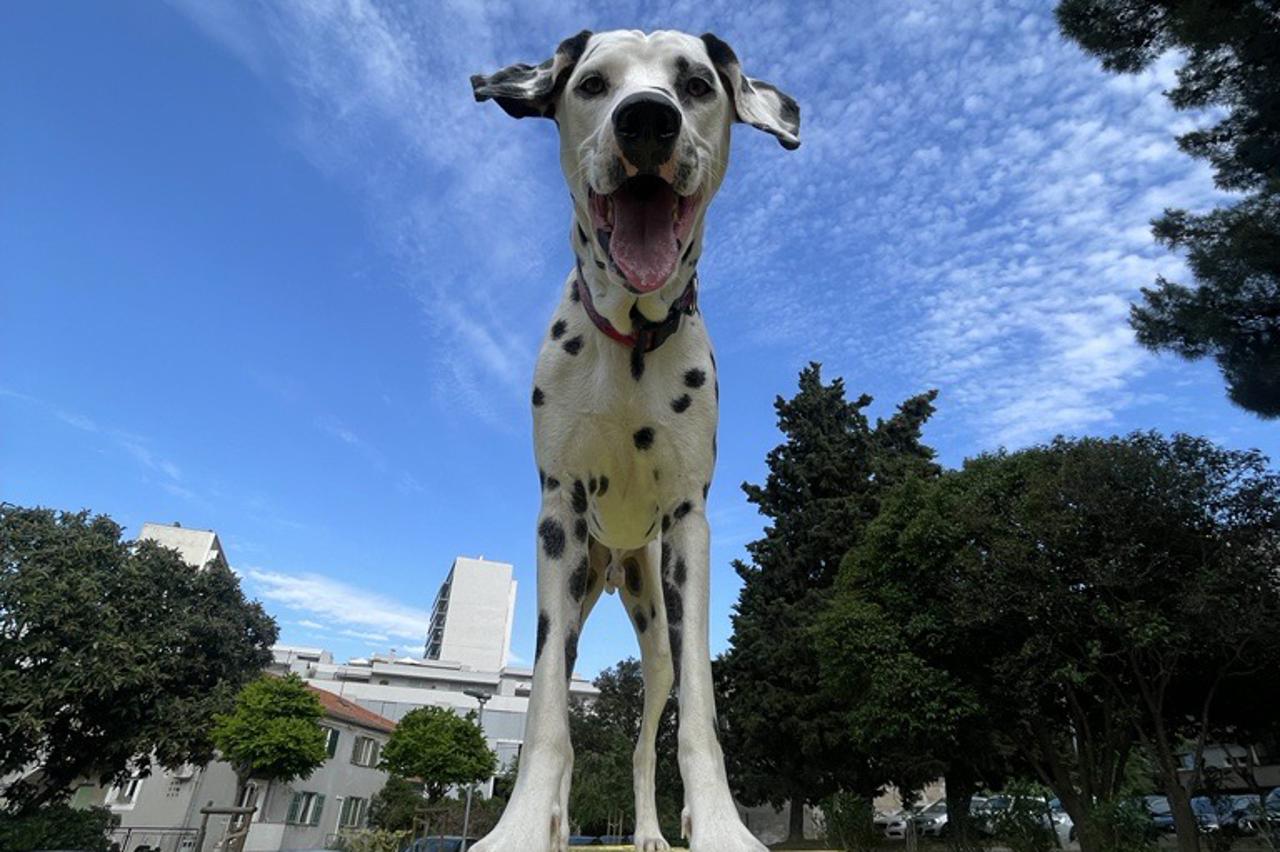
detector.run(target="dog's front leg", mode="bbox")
[662,506,768,852]
[473,489,593,852]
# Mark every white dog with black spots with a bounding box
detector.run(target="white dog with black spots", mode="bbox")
[470,29,800,852]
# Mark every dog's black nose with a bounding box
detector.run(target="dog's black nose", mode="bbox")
[613,92,681,173]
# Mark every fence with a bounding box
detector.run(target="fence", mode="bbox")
[108,826,199,852]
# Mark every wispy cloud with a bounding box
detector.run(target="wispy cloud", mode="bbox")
[167,0,1225,450]
[242,564,431,642]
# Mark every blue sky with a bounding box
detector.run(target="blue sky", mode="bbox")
[3,1,1275,676]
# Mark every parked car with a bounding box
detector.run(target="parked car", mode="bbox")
[913,800,951,837]
[1240,788,1280,837]
[1143,795,1222,834]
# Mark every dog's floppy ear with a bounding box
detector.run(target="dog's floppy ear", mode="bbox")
[471,30,592,120]
[700,33,800,150]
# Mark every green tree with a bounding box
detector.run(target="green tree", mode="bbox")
[0,805,113,852]
[568,658,682,837]
[717,364,940,842]
[211,674,328,803]
[379,706,495,804]
[822,433,1280,852]
[0,505,277,812]
[816,475,1016,847]
[369,775,426,831]
[1056,0,1280,417]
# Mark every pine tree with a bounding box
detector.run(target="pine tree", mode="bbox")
[717,364,939,841]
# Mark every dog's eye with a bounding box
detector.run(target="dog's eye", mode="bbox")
[685,77,712,98]
[577,74,607,97]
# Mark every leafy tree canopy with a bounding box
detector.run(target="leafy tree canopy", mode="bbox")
[211,674,327,795]
[379,705,495,803]
[1056,0,1280,417]
[717,363,939,840]
[0,505,277,812]
[369,775,425,831]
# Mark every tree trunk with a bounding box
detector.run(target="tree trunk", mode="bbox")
[944,767,979,851]
[1165,781,1201,852]
[788,798,806,842]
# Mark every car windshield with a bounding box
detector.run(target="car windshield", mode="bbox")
[923,802,947,814]
[987,796,1012,811]
[1190,798,1217,816]
[1145,796,1171,815]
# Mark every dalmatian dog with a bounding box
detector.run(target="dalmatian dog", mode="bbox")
[470,29,799,852]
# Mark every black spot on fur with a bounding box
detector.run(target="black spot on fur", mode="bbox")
[569,556,589,601]
[545,476,560,491]
[565,628,580,679]
[674,501,692,520]
[588,477,597,494]
[551,319,567,339]
[630,345,645,381]
[595,259,605,270]
[650,603,656,619]
[563,335,583,355]
[624,557,642,595]
[597,476,609,497]
[661,514,671,533]
[671,394,692,413]
[535,611,549,661]
[577,224,588,245]
[539,518,565,559]
[661,541,672,573]
[532,386,545,406]
[634,607,648,633]
[633,427,654,450]
[653,469,661,481]
[574,517,588,543]
[665,581,684,685]
[674,556,687,587]
[572,480,588,514]
[587,567,599,591]
[570,282,581,302]
[684,368,706,388]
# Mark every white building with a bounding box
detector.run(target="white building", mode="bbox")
[271,648,598,777]
[424,556,517,671]
[77,684,396,852]
[138,521,227,572]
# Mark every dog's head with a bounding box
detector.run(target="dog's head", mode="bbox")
[473,30,800,296]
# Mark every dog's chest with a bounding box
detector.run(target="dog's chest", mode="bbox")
[532,284,718,551]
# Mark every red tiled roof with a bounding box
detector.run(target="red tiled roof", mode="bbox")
[308,685,397,734]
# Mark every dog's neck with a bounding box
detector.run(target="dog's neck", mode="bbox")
[570,214,703,336]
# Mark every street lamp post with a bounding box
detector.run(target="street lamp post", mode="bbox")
[460,689,491,852]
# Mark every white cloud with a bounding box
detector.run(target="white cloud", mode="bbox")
[242,565,431,642]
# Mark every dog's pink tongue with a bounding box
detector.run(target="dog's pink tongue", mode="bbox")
[610,179,678,293]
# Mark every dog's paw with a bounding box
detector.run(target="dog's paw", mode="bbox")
[471,802,565,852]
[685,801,767,852]
[634,816,670,852]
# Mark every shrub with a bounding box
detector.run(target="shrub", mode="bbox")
[0,805,113,852]
[822,791,881,852]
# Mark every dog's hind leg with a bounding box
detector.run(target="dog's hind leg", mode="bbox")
[619,539,674,852]
[661,505,767,852]
[473,486,600,852]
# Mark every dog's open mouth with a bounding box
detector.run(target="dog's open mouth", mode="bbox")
[589,176,700,294]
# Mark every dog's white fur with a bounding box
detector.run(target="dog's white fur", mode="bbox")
[471,30,799,852]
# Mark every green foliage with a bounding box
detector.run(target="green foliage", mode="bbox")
[568,659,682,837]
[0,804,113,852]
[1079,798,1155,852]
[989,782,1056,852]
[718,363,938,835]
[335,828,413,852]
[0,505,277,811]
[211,674,327,789]
[818,432,1280,852]
[820,792,881,852]
[379,705,495,803]
[368,775,424,831]
[1055,0,1280,417]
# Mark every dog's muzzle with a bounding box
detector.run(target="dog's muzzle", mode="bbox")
[613,92,681,174]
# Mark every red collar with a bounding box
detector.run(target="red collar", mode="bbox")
[575,261,698,352]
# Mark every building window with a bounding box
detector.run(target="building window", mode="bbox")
[351,735,381,767]
[321,725,340,758]
[339,796,369,828]
[106,773,144,809]
[286,791,325,826]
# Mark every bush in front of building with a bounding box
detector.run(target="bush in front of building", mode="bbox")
[0,804,113,852]
[820,791,881,852]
